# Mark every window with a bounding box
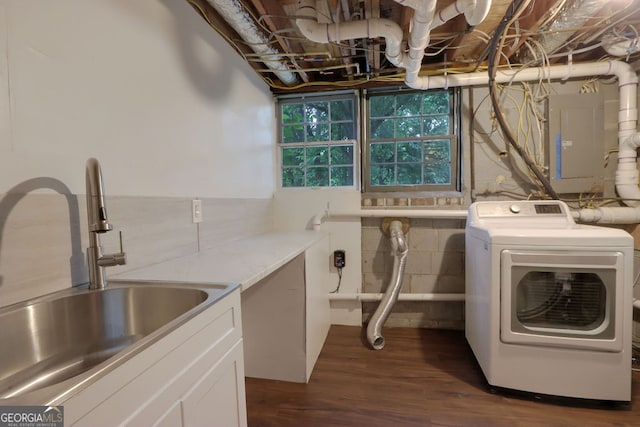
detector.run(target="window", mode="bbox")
[364,88,460,192]
[278,93,357,188]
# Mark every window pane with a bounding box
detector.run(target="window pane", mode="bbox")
[365,88,457,191]
[331,99,353,121]
[370,96,394,118]
[423,115,449,135]
[330,145,353,165]
[424,140,451,162]
[331,166,353,186]
[306,146,328,165]
[331,122,354,140]
[282,103,304,124]
[306,167,329,186]
[423,92,449,114]
[282,125,304,143]
[282,147,304,166]
[370,118,394,139]
[370,143,395,163]
[397,163,422,185]
[424,162,451,184]
[306,102,329,122]
[282,167,304,187]
[397,142,422,162]
[396,94,422,116]
[307,123,329,141]
[396,117,421,137]
[371,165,395,185]
[279,93,356,189]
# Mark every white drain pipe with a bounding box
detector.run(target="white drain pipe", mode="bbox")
[366,220,408,350]
[296,0,404,68]
[296,0,490,79]
[430,0,492,30]
[330,293,465,301]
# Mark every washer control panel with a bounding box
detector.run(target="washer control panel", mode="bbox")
[474,201,569,219]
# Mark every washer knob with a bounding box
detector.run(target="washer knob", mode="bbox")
[509,204,521,214]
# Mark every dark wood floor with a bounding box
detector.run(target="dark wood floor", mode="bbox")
[246,325,640,427]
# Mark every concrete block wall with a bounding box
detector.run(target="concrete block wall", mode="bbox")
[361,217,465,329]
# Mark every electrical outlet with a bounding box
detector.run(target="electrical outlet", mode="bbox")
[192,199,203,223]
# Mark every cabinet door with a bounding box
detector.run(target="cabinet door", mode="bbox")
[152,401,182,427]
[182,340,247,427]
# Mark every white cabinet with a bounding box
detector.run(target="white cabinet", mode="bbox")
[241,235,331,382]
[64,288,246,427]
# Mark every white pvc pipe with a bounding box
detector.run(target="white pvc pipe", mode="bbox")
[330,292,465,301]
[408,61,637,90]
[296,0,404,67]
[328,209,467,218]
[399,0,437,87]
[634,299,640,310]
[431,0,490,30]
[311,210,329,231]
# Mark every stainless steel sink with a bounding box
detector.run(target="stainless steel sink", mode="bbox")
[0,280,237,402]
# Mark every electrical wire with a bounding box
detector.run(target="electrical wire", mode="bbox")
[330,267,343,293]
[487,0,560,200]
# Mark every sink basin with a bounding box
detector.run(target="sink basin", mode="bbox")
[0,281,236,401]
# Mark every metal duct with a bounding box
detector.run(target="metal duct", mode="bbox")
[366,220,409,350]
[205,0,298,85]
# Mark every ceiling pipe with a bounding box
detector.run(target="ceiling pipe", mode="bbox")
[295,1,640,224]
[205,0,298,85]
[296,0,404,67]
[401,0,437,88]
[295,0,491,86]
[430,0,492,30]
[399,0,491,88]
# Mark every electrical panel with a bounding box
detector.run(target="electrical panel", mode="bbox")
[546,92,605,194]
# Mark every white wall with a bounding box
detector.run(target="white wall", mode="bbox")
[0,0,277,305]
[0,0,275,198]
[273,190,363,325]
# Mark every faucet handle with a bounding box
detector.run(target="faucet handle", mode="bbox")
[114,230,127,265]
[119,230,124,253]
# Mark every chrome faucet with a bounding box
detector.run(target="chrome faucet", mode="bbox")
[86,158,126,289]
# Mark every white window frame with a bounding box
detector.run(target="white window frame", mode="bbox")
[277,91,360,190]
[362,87,462,194]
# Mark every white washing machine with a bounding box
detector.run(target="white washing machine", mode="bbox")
[465,200,634,401]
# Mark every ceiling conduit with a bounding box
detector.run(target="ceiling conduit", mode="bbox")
[205,0,298,85]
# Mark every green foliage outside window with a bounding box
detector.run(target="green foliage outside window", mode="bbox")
[280,96,355,188]
[368,90,454,189]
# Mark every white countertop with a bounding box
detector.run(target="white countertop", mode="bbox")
[114,231,327,292]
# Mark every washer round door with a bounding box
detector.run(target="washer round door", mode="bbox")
[500,250,625,352]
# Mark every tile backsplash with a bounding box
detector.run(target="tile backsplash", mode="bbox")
[0,193,273,307]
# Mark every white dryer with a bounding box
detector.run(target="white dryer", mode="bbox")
[465,200,634,401]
